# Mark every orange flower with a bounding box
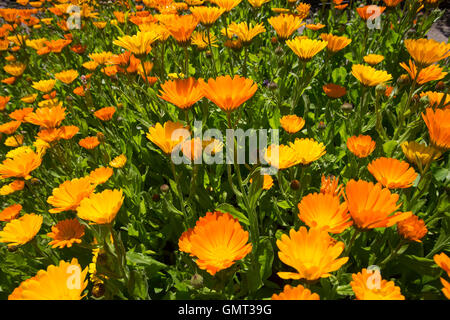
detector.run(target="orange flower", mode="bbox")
[320,33,352,53]
[345,179,411,230]
[146,121,190,154]
[368,157,418,189]
[158,77,204,109]
[0,96,10,110]
[37,128,62,142]
[306,23,325,31]
[164,14,198,45]
[94,106,116,121]
[363,54,384,66]
[400,59,447,85]
[110,154,127,168]
[404,38,450,68]
[0,150,41,180]
[59,125,79,140]
[0,213,42,247]
[323,83,346,98]
[268,14,305,41]
[47,218,85,249]
[0,180,25,195]
[0,121,21,135]
[286,38,328,61]
[9,107,33,121]
[434,252,450,275]
[47,177,96,213]
[356,5,386,20]
[298,193,352,234]
[24,105,66,129]
[277,227,348,281]
[272,284,320,300]
[0,203,22,222]
[295,2,310,19]
[77,189,124,224]
[213,0,242,12]
[347,135,376,158]
[397,215,427,242]
[54,69,78,84]
[79,136,100,149]
[250,174,274,190]
[351,268,405,300]
[179,211,252,275]
[420,91,450,108]
[88,51,114,65]
[279,115,305,133]
[227,21,266,45]
[421,107,450,150]
[89,167,113,185]
[201,75,257,112]
[352,64,392,87]
[190,6,225,27]
[320,175,344,197]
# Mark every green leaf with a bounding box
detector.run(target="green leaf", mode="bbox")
[126,252,167,275]
[215,203,249,225]
[382,140,398,157]
[257,237,274,281]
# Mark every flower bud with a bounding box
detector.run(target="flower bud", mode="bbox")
[92,282,105,298]
[274,46,283,56]
[397,74,410,86]
[290,179,300,190]
[375,83,386,95]
[341,102,353,113]
[190,273,203,289]
[160,184,169,193]
[271,36,278,44]
[419,95,429,106]
[96,132,106,143]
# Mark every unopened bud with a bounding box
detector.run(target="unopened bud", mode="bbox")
[92,282,105,298]
[190,273,203,289]
[341,102,353,113]
[271,36,278,44]
[290,179,300,190]
[397,74,410,86]
[160,184,169,193]
[375,83,386,95]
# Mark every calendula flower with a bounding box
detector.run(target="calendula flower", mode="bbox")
[320,33,352,53]
[440,278,450,299]
[306,23,326,31]
[420,91,450,108]
[88,51,114,65]
[5,135,23,147]
[272,284,320,300]
[0,121,21,135]
[434,252,450,275]
[401,141,441,170]
[25,105,66,129]
[110,154,127,168]
[0,180,25,196]
[298,193,352,234]
[31,79,56,93]
[363,54,384,66]
[280,115,305,133]
[164,14,198,46]
[146,121,190,154]
[295,2,310,19]
[47,218,85,249]
[421,107,450,150]
[286,38,328,62]
[79,136,100,149]
[201,75,257,112]
[8,258,88,300]
[397,215,427,242]
[191,31,217,50]
[247,0,271,7]
[5,146,33,159]
[345,179,411,230]
[264,144,298,170]
[0,96,10,110]
[0,203,22,222]
[89,167,113,185]
[320,175,344,197]
[268,14,305,41]
[190,6,225,27]
[9,107,33,121]
[158,77,204,109]
[82,61,99,71]
[368,157,418,189]
[3,62,26,77]
[179,211,252,275]
[0,150,41,180]
[54,69,78,84]
[250,174,274,190]
[213,0,242,12]
[59,125,79,140]
[400,60,447,85]
[347,135,376,158]
[404,38,450,68]
[47,177,96,213]
[383,0,403,7]
[323,83,346,98]
[352,64,392,87]
[113,31,160,55]
[77,189,124,224]
[350,268,405,300]
[94,106,116,121]
[277,227,348,281]
[227,21,265,45]
[0,213,42,247]
[289,138,326,165]
[356,5,386,20]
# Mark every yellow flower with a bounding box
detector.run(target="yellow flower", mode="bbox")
[280,115,305,133]
[212,0,242,12]
[401,141,441,171]
[47,177,96,213]
[146,121,190,154]
[268,14,305,41]
[350,268,405,300]
[263,144,298,170]
[247,0,271,7]
[190,6,225,28]
[363,54,385,65]
[0,213,42,247]
[113,31,160,55]
[3,62,26,77]
[295,2,310,19]
[109,154,127,168]
[21,93,38,103]
[286,38,328,61]
[77,189,124,224]
[227,21,266,45]
[82,60,99,71]
[404,38,450,68]
[289,138,326,165]
[88,51,114,65]
[54,69,79,84]
[47,218,85,249]
[352,64,392,86]
[32,79,56,93]
[320,33,352,53]
[191,31,217,50]
[4,135,23,147]
[0,150,42,180]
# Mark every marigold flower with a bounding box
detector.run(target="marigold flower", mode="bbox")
[54,69,78,84]
[113,31,160,55]
[59,125,79,140]
[4,134,23,147]
[350,268,405,300]
[47,218,85,249]
[0,180,25,196]
[82,61,99,71]
[0,213,42,247]
[191,31,217,50]
[0,96,10,110]
[286,38,328,62]
[89,167,113,185]
[0,120,21,135]
[94,106,116,121]
[347,135,376,158]
[352,64,392,87]
[47,177,96,213]
[277,227,348,281]
[9,107,33,121]
[404,38,450,68]
[0,150,41,180]
[383,0,403,7]
[190,6,225,27]
[397,215,427,242]
[356,5,386,20]
[440,278,450,299]
[320,33,352,53]
[158,77,204,109]
[420,91,450,108]
[320,175,344,197]
[110,154,127,168]
[421,107,450,150]
[368,157,418,189]
[179,211,252,275]
[79,136,100,149]
[279,115,305,133]
[247,0,271,8]
[400,60,447,85]
[264,144,298,170]
[434,252,450,275]
[31,79,56,93]
[306,23,325,31]
[363,54,384,66]
[272,284,320,300]
[268,14,305,41]
[77,189,124,224]
[345,179,411,230]
[163,14,198,46]
[323,83,346,98]
[25,105,66,129]
[146,121,190,154]
[0,203,22,222]
[250,174,274,190]
[227,21,266,45]
[289,138,326,165]
[401,141,441,170]
[3,62,26,77]
[201,75,257,112]
[295,2,310,19]
[8,258,88,300]
[2,77,16,85]
[88,51,114,65]
[213,0,242,12]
